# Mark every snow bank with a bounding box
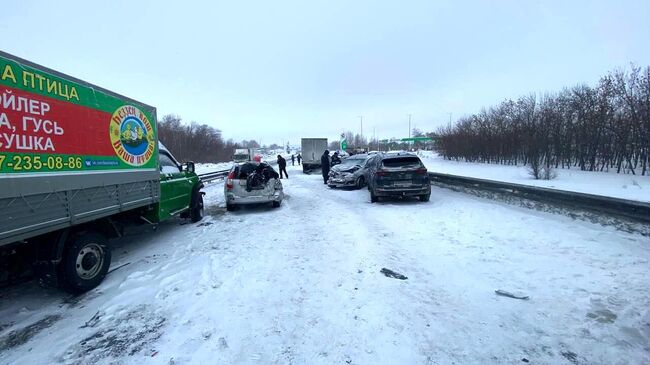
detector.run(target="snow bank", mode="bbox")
[420,152,649,202]
[195,162,234,174]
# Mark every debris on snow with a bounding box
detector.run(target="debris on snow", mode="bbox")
[380,268,408,280]
[107,262,131,274]
[61,305,166,363]
[80,310,103,328]
[495,290,529,300]
[0,314,62,351]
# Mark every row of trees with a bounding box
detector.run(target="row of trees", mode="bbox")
[436,65,650,175]
[157,115,271,163]
[157,115,236,162]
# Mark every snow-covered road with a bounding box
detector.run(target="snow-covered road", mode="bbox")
[1,164,649,365]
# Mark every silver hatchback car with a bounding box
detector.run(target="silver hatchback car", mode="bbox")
[224,162,284,211]
[327,153,371,189]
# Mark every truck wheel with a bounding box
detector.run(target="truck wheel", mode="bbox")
[272,200,281,208]
[190,192,204,222]
[370,190,378,203]
[420,194,430,202]
[226,203,236,211]
[59,232,111,293]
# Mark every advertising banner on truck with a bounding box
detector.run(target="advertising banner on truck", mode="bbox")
[0,52,157,173]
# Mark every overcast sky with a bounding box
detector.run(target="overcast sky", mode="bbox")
[2,0,649,146]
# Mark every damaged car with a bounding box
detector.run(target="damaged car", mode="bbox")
[224,162,284,211]
[327,153,371,189]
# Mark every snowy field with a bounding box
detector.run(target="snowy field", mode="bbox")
[194,162,234,175]
[418,151,650,202]
[1,164,649,364]
[195,154,288,175]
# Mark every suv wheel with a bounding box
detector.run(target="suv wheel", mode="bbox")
[420,194,430,202]
[370,190,378,203]
[356,176,365,189]
[226,203,236,212]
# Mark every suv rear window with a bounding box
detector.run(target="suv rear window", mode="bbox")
[382,157,422,168]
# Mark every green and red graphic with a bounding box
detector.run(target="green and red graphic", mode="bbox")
[0,54,157,173]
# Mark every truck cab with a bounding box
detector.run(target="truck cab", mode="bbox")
[157,142,204,222]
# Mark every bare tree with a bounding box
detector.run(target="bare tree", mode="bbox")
[435,65,650,176]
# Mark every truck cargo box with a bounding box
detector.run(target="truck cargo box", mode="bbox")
[0,51,160,246]
[301,138,328,172]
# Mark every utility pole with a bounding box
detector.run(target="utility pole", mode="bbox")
[408,114,412,150]
[373,127,376,151]
[358,115,363,148]
[448,113,452,128]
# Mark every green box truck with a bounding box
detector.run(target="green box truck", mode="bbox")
[0,51,204,292]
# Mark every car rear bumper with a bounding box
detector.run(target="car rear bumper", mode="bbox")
[225,191,283,205]
[374,185,430,197]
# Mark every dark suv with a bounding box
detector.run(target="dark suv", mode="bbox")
[366,153,431,203]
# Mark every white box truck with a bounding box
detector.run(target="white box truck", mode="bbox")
[301,138,328,173]
[233,148,253,163]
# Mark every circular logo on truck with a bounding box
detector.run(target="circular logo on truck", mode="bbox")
[109,105,155,166]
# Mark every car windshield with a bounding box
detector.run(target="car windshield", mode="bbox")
[340,158,366,166]
[382,157,422,168]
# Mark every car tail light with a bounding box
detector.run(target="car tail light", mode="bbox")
[226,170,235,190]
[376,170,388,177]
[416,167,428,174]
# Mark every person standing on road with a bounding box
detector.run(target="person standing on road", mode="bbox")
[297,153,302,165]
[331,151,341,167]
[321,150,330,184]
[277,155,288,179]
[291,154,295,166]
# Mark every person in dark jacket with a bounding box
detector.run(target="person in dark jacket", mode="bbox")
[331,151,341,166]
[297,154,302,165]
[291,154,295,166]
[321,150,330,184]
[277,155,288,179]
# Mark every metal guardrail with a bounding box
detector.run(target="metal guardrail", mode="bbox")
[428,172,650,223]
[198,159,282,183]
[198,170,230,183]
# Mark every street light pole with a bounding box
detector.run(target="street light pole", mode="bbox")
[408,114,412,139]
[358,115,363,149]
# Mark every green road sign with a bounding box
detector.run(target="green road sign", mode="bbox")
[341,139,347,150]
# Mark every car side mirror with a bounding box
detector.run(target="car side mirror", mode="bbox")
[184,161,195,173]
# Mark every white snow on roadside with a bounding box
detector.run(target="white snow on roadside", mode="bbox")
[418,151,650,202]
[195,162,234,174]
[0,164,648,364]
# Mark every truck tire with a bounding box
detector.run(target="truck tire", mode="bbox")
[419,194,430,202]
[59,232,111,293]
[190,192,204,222]
[370,190,378,203]
[272,200,281,208]
[226,203,236,211]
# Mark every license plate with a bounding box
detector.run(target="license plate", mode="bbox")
[394,180,411,187]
